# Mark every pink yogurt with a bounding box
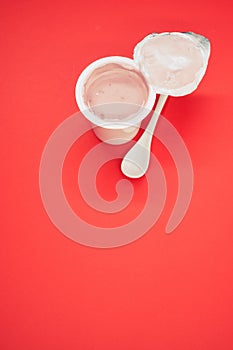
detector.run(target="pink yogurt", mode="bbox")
[75,57,155,144]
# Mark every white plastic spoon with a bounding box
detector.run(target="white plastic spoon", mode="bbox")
[121,94,168,178]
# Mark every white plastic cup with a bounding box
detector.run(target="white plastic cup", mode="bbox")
[75,56,155,145]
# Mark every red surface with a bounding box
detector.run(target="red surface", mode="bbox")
[1,1,233,349]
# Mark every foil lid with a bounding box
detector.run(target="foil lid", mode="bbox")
[134,32,211,97]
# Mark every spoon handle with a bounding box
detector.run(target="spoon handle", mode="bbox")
[146,94,168,135]
[121,94,169,178]
[134,94,168,149]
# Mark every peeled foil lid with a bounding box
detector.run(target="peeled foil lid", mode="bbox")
[134,32,211,97]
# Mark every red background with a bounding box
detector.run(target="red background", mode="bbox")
[1,0,233,349]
